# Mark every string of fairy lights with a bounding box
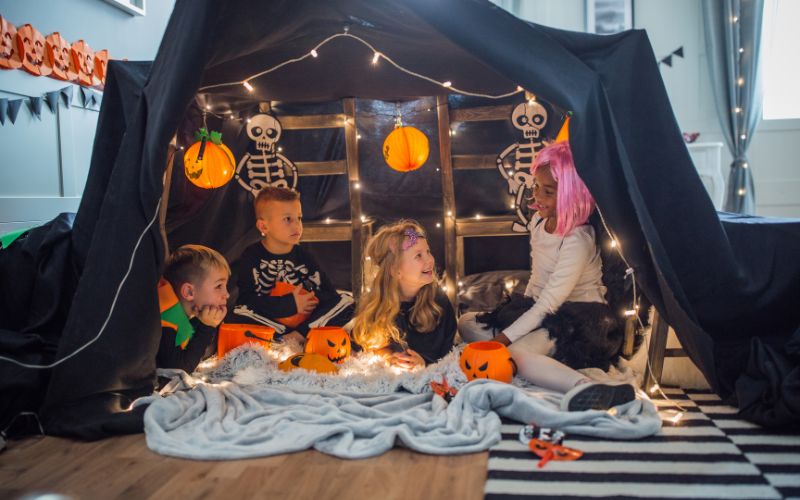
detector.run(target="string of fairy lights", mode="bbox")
[190,27,683,418]
[731,7,751,198]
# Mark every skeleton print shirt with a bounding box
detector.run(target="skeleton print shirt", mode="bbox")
[233,242,340,335]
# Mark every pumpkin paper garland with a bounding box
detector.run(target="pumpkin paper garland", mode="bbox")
[0,16,22,70]
[382,125,429,172]
[305,326,351,364]
[17,24,50,77]
[183,128,236,189]
[459,341,517,383]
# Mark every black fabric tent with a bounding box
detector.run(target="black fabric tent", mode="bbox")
[2,0,799,438]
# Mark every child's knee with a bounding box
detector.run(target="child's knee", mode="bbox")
[457,312,493,342]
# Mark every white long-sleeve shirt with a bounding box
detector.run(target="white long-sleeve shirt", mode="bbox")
[503,214,607,342]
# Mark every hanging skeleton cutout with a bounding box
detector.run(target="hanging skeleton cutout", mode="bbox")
[496,100,549,232]
[236,113,298,195]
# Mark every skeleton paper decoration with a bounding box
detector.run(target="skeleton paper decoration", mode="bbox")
[70,39,96,86]
[0,16,21,70]
[496,101,549,232]
[236,113,298,195]
[16,24,50,76]
[45,32,76,81]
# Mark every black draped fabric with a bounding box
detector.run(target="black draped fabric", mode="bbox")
[0,0,796,438]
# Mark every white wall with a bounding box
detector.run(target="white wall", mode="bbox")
[495,0,800,217]
[0,0,175,234]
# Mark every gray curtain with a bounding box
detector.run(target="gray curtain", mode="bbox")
[702,0,764,214]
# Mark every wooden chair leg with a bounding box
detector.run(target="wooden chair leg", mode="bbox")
[644,310,669,390]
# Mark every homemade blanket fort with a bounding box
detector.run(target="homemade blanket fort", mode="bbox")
[2,0,799,440]
[138,342,661,460]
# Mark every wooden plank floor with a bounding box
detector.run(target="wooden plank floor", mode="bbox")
[0,435,488,499]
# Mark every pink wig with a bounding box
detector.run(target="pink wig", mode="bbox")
[530,142,596,236]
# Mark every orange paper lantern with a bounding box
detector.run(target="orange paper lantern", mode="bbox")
[183,129,236,189]
[217,323,275,357]
[70,39,95,86]
[45,32,76,82]
[270,281,311,328]
[93,49,108,86]
[459,341,516,383]
[16,24,50,76]
[382,126,429,172]
[278,353,338,374]
[305,326,351,364]
[0,16,22,70]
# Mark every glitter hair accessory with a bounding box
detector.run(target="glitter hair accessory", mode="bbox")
[401,228,421,251]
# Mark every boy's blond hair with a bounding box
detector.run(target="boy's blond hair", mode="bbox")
[254,186,301,218]
[163,244,230,292]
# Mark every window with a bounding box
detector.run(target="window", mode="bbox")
[102,0,146,16]
[762,0,800,120]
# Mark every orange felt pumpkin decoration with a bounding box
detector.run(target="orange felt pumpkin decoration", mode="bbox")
[382,125,429,172]
[217,323,275,357]
[16,24,50,76]
[0,16,22,70]
[70,39,95,86]
[305,326,351,364]
[183,128,236,189]
[92,49,108,86]
[459,341,517,383]
[278,353,338,374]
[45,32,76,81]
[270,281,311,328]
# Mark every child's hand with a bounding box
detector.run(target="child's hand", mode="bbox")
[293,285,319,314]
[390,348,425,371]
[196,305,227,327]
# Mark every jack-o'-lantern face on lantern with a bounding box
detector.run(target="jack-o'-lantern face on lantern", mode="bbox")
[278,353,338,374]
[71,39,95,86]
[0,16,21,70]
[93,49,108,86]
[16,24,50,76]
[459,341,517,383]
[305,327,351,364]
[46,32,76,81]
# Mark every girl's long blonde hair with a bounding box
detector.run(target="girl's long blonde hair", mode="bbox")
[351,220,442,350]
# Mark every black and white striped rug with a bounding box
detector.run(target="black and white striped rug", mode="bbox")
[485,388,800,499]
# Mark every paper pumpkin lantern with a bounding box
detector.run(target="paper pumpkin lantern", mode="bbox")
[305,326,351,364]
[217,323,275,357]
[382,125,429,172]
[0,16,22,70]
[93,49,108,86]
[45,32,76,81]
[16,24,50,76]
[278,353,338,374]
[70,39,95,86]
[459,341,516,383]
[183,128,236,189]
[270,281,311,328]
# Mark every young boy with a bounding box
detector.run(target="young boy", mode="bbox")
[230,186,353,344]
[158,244,230,372]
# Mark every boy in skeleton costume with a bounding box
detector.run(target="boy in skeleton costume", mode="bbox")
[230,187,353,343]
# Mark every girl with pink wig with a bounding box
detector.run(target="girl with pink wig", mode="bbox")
[459,141,634,411]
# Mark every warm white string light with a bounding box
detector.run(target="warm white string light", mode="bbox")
[198,31,525,100]
[595,206,686,413]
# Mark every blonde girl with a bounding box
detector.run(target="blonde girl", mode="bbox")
[352,220,456,369]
